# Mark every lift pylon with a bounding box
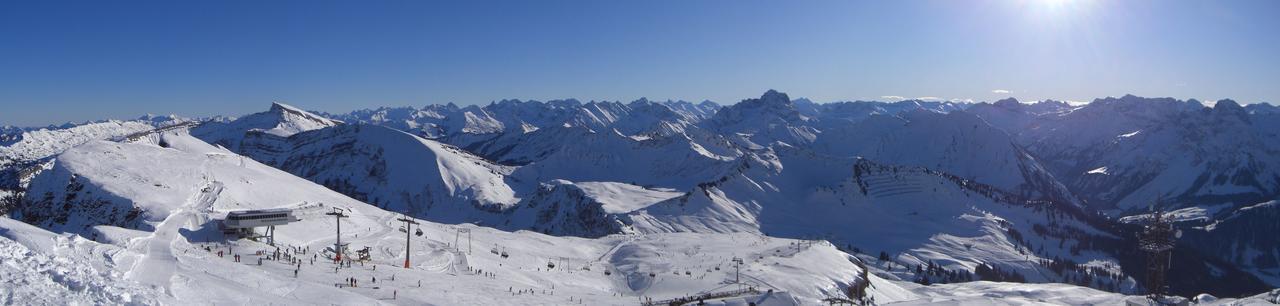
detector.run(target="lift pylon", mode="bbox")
[325,208,349,262]
[397,214,420,268]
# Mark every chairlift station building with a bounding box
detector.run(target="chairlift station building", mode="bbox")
[221,208,300,245]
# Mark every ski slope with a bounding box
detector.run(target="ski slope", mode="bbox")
[9,132,887,305]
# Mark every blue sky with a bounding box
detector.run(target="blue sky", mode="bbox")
[1,0,1277,126]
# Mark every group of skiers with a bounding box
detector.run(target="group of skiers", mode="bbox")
[342,277,362,287]
[201,242,421,301]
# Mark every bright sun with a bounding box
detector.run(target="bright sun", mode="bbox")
[1029,0,1072,12]
[1026,0,1091,19]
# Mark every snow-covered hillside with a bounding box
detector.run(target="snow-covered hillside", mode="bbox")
[0,217,164,305]
[813,110,1079,206]
[1,119,191,206]
[10,131,1266,304]
[970,95,1280,287]
[193,103,742,237]
[970,95,1279,215]
[626,147,1133,292]
[0,120,156,168]
[5,91,1279,304]
[7,133,894,304]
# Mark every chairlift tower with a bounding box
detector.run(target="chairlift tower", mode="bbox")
[732,257,745,288]
[1139,209,1178,299]
[325,208,349,262]
[555,257,571,272]
[455,228,472,254]
[397,214,420,268]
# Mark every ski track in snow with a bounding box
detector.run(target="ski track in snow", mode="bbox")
[125,159,223,292]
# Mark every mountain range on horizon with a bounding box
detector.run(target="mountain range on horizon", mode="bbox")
[4,91,1276,131]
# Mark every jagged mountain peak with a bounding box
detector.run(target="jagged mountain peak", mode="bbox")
[757,89,792,106]
[261,102,343,135]
[1092,94,1205,112]
[993,97,1021,109]
[269,101,299,112]
[1212,98,1244,112]
[1245,102,1279,114]
[712,90,801,122]
[701,90,817,147]
[189,102,343,152]
[1186,98,1205,107]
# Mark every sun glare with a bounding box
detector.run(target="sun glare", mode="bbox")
[1032,0,1091,14]
[1042,0,1070,10]
[1023,0,1093,22]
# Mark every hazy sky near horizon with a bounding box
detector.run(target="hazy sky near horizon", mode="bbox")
[2,0,1278,126]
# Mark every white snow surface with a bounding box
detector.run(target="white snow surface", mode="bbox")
[0,120,155,166]
[0,217,165,305]
[572,181,683,214]
[9,133,886,305]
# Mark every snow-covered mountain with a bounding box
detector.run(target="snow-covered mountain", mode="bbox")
[4,90,1279,304]
[701,90,819,148]
[194,103,740,239]
[813,109,1079,206]
[624,140,1128,286]
[5,131,895,304]
[806,99,971,131]
[193,105,522,222]
[0,120,158,168]
[968,95,1280,215]
[191,102,342,152]
[970,95,1280,287]
[7,129,1271,304]
[252,124,521,217]
[0,117,197,205]
[971,96,1280,214]
[324,98,720,140]
[1184,200,1280,285]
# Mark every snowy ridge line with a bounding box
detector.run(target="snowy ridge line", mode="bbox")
[852,157,1084,218]
[850,156,1132,247]
[118,121,203,143]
